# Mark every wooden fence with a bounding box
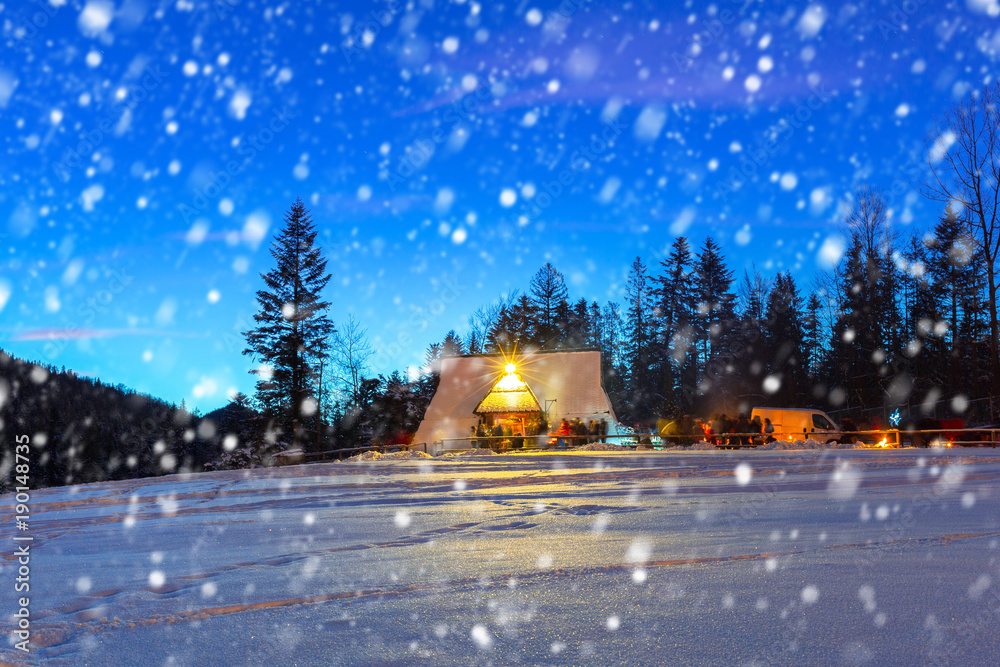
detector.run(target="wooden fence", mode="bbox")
[275,428,1000,462]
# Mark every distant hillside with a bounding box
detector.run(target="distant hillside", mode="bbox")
[0,349,255,492]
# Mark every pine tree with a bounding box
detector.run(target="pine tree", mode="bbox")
[652,237,694,412]
[730,267,770,401]
[553,297,572,348]
[692,238,736,404]
[486,303,517,353]
[565,298,590,348]
[802,292,822,380]
[529,263,569,348]
[601,301,626,406]
[624,257,655,423]
[927,207,988,397]
[587,300,603,349]
[510,294,537,349]
[826,186,900,412]
[440,330,466,357]
[243,199,334,449]
[762,273,808,404]
[481,292,520,354]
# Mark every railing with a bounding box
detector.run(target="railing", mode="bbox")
[435,433,660,454]
[281,428,1000,462]
[436,428,1000,453]
[692,428,1000,449]
[893,428,999,448]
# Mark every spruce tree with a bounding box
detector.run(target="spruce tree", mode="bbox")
[243,199,334,449]
[602,301,627,406]
[529,263,569,347]
[927,208,987,396]
[511,294,537,349]
[762,273,808,405]
[652,237,694,411]
[693,238,736,402]
[802,292,823,380]
[587,300,603,349]
[553,297,572,348]
[624,257,655,423]
[829,186,902,412]
[440,330,466,357]
[486,304,516,353]
[565,298,590,348]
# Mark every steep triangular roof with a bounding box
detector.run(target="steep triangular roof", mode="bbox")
[473,365,542,415]
[414,350,619,448]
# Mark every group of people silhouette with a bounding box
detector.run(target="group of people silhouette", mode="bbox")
[470,416,610,450]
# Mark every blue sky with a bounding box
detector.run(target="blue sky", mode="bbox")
[1,0,998,411]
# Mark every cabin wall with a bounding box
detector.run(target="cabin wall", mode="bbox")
[413,350,618,452]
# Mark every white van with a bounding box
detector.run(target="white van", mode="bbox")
[750,407,843,443]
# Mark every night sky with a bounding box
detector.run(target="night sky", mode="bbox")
[1,0,997,411]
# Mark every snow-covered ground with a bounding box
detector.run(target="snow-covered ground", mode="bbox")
[4,448,1000,665]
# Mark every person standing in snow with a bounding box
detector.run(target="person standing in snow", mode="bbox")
[555,418,571,448]
[735,413,751,446]
[491,421,503,451]
[750,415,763,442]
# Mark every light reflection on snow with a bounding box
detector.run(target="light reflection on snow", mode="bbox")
[6,450,1000,663]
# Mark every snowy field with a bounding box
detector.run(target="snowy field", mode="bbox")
[4,448,1000,666]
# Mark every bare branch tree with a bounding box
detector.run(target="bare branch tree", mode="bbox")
[466,291,519,354]
[329,315,373,407]
[924,81,1000,398]
[465,305,495,355]
[737,265,770,321]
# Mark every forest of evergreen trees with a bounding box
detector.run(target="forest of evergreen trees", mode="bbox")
[5,178,1000,491]
[235,181,1000,459]
[405,185,996,430]
[0,349,247,492]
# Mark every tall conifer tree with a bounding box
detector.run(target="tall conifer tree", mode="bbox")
[243,199,334,448]
[529,263,569,348]
[624,257,655,423]
[693,238,736,402]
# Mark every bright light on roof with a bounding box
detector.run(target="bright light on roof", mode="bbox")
[505,362,516,374]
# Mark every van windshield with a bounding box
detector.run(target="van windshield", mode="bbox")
[812,414,835,430]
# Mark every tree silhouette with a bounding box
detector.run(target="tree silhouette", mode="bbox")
[243,199,334,449]
[529,263,569,348]
[924,81,1000,399]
